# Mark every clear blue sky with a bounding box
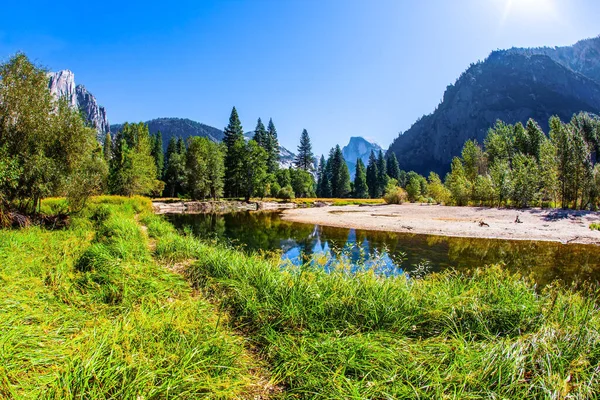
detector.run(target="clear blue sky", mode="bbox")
[1,0,599,155]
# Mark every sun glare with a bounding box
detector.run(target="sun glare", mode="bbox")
[500,0,558,25]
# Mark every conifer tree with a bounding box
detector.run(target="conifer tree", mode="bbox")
[295,129,315,171]
[253,118,268,148]
[329,145,351,197]
[150,131,164,178]
[353,158,369,198]
[316,155,327,197]
[386,152,400,181]
[103,132,112,164]
[266,118,280,173]
[376,150,388,194]
[223,107,246,197]
[366,150,379,198]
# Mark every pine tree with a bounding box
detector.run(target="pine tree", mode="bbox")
[316,155,327,197]
[223,107,246,197]
[150,131,164,178]
[353,158,369,198]
[386,152,400,181]
[366,150,379,198]
[330,145,351,198]
[295,129,315,171]
[103,132,112,164]
[253,118,268,148]
[177,137,186,154]
[376,150,388,194]
[266,118,280,173]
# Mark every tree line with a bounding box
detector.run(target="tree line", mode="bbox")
[104,107,320,201]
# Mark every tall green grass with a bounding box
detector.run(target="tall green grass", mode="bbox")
[141,213,600,398]
[0,196,264,399]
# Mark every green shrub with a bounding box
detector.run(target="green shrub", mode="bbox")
[383,185,408,204]
[277,185,295,201]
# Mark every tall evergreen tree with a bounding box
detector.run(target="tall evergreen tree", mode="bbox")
[386,152,401,182]
[316,155,327,197]
[295,129,315,171]
[223,107,246,197]
[266,118,280,173]
[253,118,268,148]
[376,150,388,193]
[103,132,112,164]
[353,158,369,198]
[150,131,164,178]
[329,145,351,197]
[241,140,268,201]
[176,137,186,154]
[366,150,379,198]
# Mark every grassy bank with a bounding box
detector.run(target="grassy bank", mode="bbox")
[0,196,267,399]
[143,212,600,399]
[3,197,600,398]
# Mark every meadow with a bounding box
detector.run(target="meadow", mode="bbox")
[1,196,599,398]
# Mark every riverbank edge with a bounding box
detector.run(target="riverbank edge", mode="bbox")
[152,200,297,214]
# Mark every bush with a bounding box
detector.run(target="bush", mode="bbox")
[277,185,295,201]
[383,186,408,204]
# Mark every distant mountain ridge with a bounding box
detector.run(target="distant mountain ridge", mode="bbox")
[110,117,295,168]
[342,136,384,178]
[47,70,109,142]
[388,36,600,176]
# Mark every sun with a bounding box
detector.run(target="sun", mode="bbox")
[500,0,558,25]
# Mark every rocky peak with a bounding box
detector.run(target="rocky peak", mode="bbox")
[47,70,109,142]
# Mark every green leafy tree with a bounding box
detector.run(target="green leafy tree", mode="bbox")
[538,138,559,206]
[266,118,280,173]
[510,154,539,208]
[489,159,512,206]
[241,140,268,201]
[295,129,315,171]
[110,122,160,196]
[526,119,545,160]
[366,150,379,198]
[223,107,246,197]
[461,139,486,183]
[186,137,225,200]
[406,176,421,202]
[0,53,104,213]
[445,157,471,206]
[290,168,316,198]
[428,172,451,204]
[163,137,186,197]
[353,158,369,198]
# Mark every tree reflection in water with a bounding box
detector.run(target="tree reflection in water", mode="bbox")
[167,211,600,287]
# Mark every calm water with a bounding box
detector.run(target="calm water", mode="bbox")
[167,211,600,286]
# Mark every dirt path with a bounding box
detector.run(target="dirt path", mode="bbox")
[281,204,600,245]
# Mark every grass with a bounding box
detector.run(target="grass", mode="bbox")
[3,196,600,398]
[591,222,600,231]
[0,196,266,399]
[141,213,600,399]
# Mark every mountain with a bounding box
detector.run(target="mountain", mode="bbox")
[388,36,600,176]
[47,70,109,142]
[342,136,384,178]
[110,117,295,168]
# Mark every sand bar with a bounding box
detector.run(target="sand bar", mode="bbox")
[281,204,600,245]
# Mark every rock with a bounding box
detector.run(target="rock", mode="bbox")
[342,137,384,178]
[387,36,600,176]
[48,70,109,142]
[314,201,333,207]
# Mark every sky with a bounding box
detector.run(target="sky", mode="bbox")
[1,0,599,156]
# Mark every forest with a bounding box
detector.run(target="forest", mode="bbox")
[2,53,600,229]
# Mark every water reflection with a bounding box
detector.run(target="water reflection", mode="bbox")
[167,211,600,286]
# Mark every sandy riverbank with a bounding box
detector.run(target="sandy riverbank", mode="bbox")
[281,204,600,244]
